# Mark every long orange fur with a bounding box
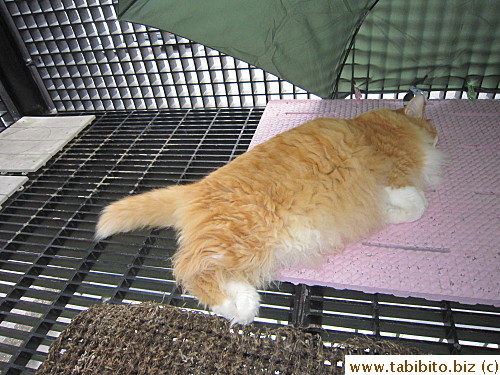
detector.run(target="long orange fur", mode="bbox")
[96,95,443,324]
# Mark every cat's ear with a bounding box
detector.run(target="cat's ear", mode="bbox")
[404,94,425,118]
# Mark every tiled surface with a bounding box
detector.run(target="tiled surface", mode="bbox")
[0,116,95,173]
[0,176,28,209]
[250,99,500,307]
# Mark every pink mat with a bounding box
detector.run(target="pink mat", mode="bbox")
[249,99,500,307]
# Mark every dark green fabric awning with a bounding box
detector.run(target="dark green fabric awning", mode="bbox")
[118,0,499,98]
[338,1,500,96]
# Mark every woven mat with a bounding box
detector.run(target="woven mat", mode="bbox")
[249,99,500,307]
[37,302,422,375]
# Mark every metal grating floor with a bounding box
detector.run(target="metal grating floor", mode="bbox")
[4,0,314,112]
[0,109,499,373]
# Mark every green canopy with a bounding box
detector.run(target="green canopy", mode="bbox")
[118,0,499,98]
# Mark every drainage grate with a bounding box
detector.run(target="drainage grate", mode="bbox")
[0,109,498,373]
[4,0,314,112]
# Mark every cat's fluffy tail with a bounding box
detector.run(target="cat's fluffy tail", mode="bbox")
[95,186,187,240]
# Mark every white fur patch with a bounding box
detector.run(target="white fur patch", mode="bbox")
[212,281,260,325]
[274,226,341,269]
[383,186,428,224]
[421,143,445,187]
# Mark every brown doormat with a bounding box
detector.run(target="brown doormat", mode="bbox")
[37,302,422,374]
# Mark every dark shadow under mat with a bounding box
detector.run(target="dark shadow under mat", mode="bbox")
[36,302,423,375]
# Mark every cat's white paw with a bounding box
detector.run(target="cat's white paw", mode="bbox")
[212,281,260,325]
[383,186,428,224]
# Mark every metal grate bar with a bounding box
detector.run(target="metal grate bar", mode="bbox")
[441,301,461,354]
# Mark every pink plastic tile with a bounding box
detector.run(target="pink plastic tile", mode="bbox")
[250,99,500,307]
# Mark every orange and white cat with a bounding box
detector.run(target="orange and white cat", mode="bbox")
[96,95,443,324]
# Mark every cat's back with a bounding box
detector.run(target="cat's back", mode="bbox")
[214,117,367,182]
[200,116,383,216]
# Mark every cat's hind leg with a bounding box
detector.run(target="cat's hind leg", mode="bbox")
[382,186,428,224]
[212,281,260,325]
[181,274,260,325]
[173,247,262,325]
